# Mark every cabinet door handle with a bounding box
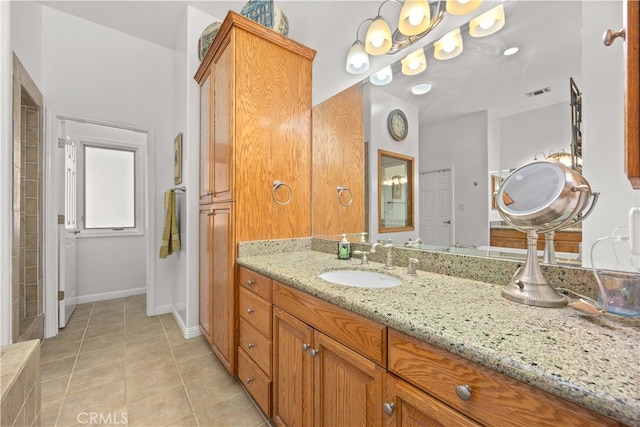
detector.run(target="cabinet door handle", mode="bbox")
[246,377,254,384]
[603,28,626,46]
[247,343,255,350]
[302,343,310,352]
[247,308,255,315]
[310,349,320,357]
[455,384,472,401]
[383,402,395,416]
[247,279,255,287]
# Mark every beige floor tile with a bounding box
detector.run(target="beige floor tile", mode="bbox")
[64,311,90,330]
[126,365,182,404]
[184,371,243,412]
[124,294,145,307]
[177,353,226,385]
[48,328,85,344]
[194,393,265,427]
[88,311,124,325]
[92,298,125,311]
[41,339,81,364]
[74,345,125,373]
[125,321,165,342]
[41,375,70,404]
[126,385,192,427]
[41,356,76,382]
[79,332,125,355]
[125,314,162,331]
[125,347,175,376]
[125,334,170,357]
[67,361,126,397]
[74,302,94,313]
[165,328,188,347]
[163,414,198,427]
[84,321,125,339]
[56,380,126,427]
[40,400,62,427]
[171,336,212,362]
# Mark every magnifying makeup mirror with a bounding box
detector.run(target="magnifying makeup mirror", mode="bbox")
[495,160,599,307]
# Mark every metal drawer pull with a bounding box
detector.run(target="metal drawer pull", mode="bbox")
[455,384,472,401]
[247,279,255,287]
[337,186,353,207]
[272,180,293,206]
[310,349,320,357]
[247,308,255,315]
[302,343,310,352]
[247,343,255,349]
[383,402,395,416]
[246,377,254,384]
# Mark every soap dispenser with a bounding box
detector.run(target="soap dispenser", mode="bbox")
[337,234,352,260]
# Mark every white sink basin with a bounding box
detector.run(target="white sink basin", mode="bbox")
[318,270,402,288]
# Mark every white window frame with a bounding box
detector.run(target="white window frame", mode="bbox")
[76,135,146,238]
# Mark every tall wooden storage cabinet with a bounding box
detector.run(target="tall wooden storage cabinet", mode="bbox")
[195,12,316,375]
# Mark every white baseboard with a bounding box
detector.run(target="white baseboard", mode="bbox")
[76,287,146,304]
[171,308,202,339]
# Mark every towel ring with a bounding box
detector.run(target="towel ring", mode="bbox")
[337,186,353,207]
[272,180,293,206]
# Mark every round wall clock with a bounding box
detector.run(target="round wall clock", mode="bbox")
[387,109,408,141]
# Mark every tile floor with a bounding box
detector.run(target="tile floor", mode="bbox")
[39,295,268,426]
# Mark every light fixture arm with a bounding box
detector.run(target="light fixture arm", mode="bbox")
[355,18,374,41]
[376,0,404,16]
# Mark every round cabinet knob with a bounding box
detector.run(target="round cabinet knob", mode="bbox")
[455,384,472,401]
[247,308,255,315]
[246,377,254,384]
[310,349,320,357]
[301,343,310,352]
[247,280,255,287]
[602,28,626,46]
[247,343,255,350]
[382,402,395,416]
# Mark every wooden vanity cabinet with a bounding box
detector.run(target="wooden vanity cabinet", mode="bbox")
[387,329,623,427]
[272,282,386,427]
[624,0,639,188]
[195,12,315,375]
[237,267,273,417]
[490,228,581,253]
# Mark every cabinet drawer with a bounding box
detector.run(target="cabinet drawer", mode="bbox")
[238,317,272,377]
[388,330,620,427]
[490,228,525,239]
[239,286,272,337]
[273,281,386,366]
[238,267,273,302]
[238,348,272,418]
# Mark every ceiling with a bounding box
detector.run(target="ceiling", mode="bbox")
[37,1,582,123]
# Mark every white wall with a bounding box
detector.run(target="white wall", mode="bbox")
[170,6,218,337]
[1,1,12,345]
[422,111,489,247]
[367,85,420,244]
[581,1,640,267]
[40,6,174,312]
[9,1,42,87]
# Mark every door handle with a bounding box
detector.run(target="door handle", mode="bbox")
[73,230,81,234]
[444,220,451,224]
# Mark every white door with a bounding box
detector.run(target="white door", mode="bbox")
[58,120,78,327]
[420,169,452,247]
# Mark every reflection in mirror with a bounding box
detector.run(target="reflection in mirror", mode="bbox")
[378,150,414,232]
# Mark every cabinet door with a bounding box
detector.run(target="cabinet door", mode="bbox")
[313,331,384,427]
[272,307,314,427]
[383,373,480,427]
[198,206,212,343]
[211,202,235,374]
[212,36,234,202]
[199,73,213,204]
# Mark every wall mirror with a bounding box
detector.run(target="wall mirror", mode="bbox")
[379,150,414,233]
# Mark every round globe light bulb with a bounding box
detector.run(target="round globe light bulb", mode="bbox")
[408,12,424,26]
[371,37,384,48]
[442,39,456,53]
[480,17,496,30]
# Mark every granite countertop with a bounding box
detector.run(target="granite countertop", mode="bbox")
[237,250,640,426]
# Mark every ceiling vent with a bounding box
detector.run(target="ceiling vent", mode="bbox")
[526,87,552,97]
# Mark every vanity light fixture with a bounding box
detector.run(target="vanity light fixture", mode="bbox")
[346,18,373,74]
[469,4,505,37]
[445,0,482,16]
[411,81,432,94]
[366,14,393,55]
[401,47,427,75]
[398,0,432,36]
[503,46,519,56]
[370,65,394,85]
[434,27,463,60]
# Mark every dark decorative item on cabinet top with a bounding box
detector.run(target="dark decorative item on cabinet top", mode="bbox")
[241,0,289,36]
[198,21,222,61]
[174,133,183,185]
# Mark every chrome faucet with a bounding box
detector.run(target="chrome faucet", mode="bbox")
[352,250,369,265]
[371,241,395,270]
[406,237,423,248]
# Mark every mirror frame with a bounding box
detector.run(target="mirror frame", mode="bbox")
[378,149,414,233]
[624,0,639,188]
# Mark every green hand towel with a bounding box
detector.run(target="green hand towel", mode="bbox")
[160,189,181,258]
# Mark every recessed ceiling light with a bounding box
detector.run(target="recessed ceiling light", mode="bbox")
[411,82,432,95]
[503,46,519,56]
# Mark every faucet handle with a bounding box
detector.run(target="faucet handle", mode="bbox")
[352,250,369,265]
[407,258,418,275]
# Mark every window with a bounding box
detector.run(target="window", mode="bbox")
[84,146,135,229]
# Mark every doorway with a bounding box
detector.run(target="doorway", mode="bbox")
[11,53,45,343]
[420,169,453,247]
